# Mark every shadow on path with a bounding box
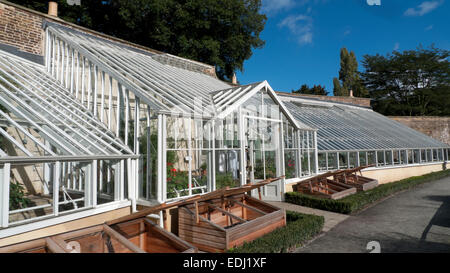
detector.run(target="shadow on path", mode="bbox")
[420,195,450,242]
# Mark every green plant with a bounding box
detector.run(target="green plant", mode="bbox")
[9,181,31,210]
[215,173,239,189]
[286,169,450,214]
[227,211,324,253]
[285,192,353,214]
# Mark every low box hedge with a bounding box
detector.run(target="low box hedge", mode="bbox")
[227,211,324,253]
[285,169,450,215]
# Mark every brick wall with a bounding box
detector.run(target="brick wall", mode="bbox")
[389,116,450,145]
[0,2,44,56]
[278,92,372,108]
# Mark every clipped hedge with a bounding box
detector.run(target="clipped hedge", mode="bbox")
[286,169,450,215]
[285,192,354,214]
[227,211,324,253]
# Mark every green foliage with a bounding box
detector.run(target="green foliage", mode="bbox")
[292,84,329,96]
[332,77,343,96]
[286,169,450,214]
[334,48,368,97]
[285,192,353,214]
[361,45,450,116]
[215,173,239,189]
[9,181,32,210]
[11,0,267,81]
[227,211,324,253]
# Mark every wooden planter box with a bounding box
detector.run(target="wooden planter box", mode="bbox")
[51,225,141,253]
[0,220,196,253]
[0,238,66,253]
[112,218,196,253]
[294,179,356,200]
[178,194,286,252]
[333,165,379,192]
[336,174,378,191]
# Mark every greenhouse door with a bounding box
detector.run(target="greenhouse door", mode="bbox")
[244,116,283,201]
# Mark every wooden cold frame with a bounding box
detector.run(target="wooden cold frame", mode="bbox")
[178,194,286,253]
[112,218,196,253]
[293,171,357,200]
[0,220,196,253]
[0,237,66,253]
[333,165,378,192]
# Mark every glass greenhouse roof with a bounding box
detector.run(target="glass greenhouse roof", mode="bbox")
[46,22,230,117]
[279,94,449,151]
[0,50,133,161]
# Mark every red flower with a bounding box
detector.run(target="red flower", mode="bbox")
[171,168,177,172]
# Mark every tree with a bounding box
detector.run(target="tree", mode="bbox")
[361,45,450,116]
[332,77,344,96]
[11,0,267,81]
[292,84,328,95]
[333,48,368,97]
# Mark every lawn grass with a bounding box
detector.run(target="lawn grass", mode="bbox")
[285,169,450,215]
[227,210,324,253]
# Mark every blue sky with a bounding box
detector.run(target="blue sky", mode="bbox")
[236,0,450,94]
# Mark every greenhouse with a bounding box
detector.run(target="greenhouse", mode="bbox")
[0,14,448,239]
[0,21,318,235]
[279,93,450,173]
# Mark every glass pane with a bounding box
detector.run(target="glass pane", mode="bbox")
[368,151,376,166]
[191,150,209,195]
[264,150,277,179]
[385,151,393,165]
[97,160,116,205]
[263,91,280,120]
[285,150,298,179]
[359,152,367,166]
[216,150,241,189]
[377,151,385,166]
[339,152,348,169]
[318,153,327,171]
[349,152,357,168]
[328,152,337,170]
[215,111,239,149]
[166,150,189,199]
[399,150,406,164]
[421,149,427,163]
[166,116,190,150]
[408,150,414,164]
[309,150,316,174]
[414,149,420,164]
[242,91,263,118]
[301,150,310,176]
[139,117,158,201]
[393,150,400,165]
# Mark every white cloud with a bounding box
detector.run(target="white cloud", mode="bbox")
[425,25,434,31]
[394,42,400,50]
[278,15,313,45]
[343,28,351,36]
[261,0,297,14]
[404,1,443,16]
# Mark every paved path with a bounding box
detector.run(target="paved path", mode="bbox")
[266,201,349,232]
[296,176,450,253]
